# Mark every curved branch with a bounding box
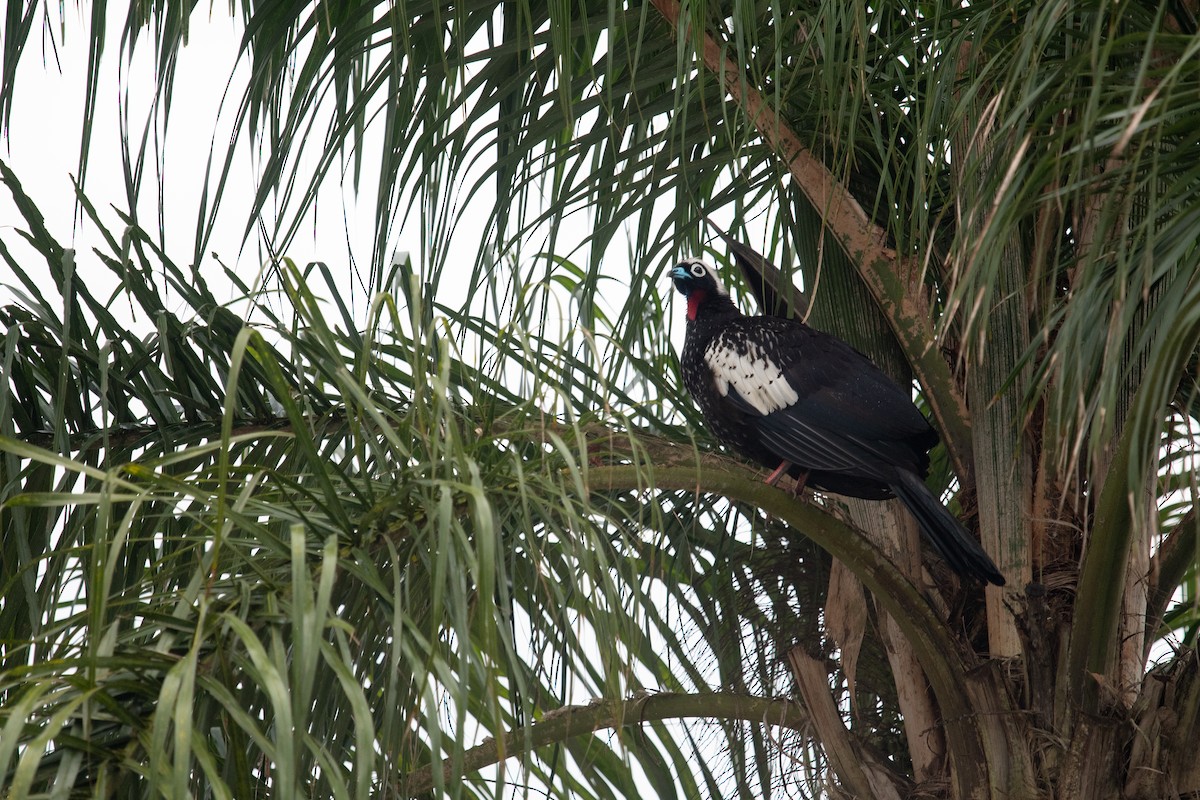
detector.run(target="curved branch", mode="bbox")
[398,691,809,797]
[589,460,993,798]
[648,0,974,480]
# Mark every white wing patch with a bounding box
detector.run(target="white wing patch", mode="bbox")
[704,332,799,416]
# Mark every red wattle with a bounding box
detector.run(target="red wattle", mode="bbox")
[687,291,705,320]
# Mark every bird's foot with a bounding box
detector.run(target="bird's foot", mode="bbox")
[792,470,810,497]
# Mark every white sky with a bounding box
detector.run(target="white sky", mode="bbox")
[0,4,508,317]
[0,2,676,364]
[4,8,244,287]
[0,1,778,315]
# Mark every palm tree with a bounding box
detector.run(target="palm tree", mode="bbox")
[2,1,1199,797]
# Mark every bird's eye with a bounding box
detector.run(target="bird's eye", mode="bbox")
[689,263,706,277]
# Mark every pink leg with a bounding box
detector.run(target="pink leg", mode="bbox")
[792,469,810,497]
[765,460,791,486]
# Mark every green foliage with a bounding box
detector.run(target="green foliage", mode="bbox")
[0,162,845,797]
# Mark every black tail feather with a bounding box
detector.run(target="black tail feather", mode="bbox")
[889,470,1006,586]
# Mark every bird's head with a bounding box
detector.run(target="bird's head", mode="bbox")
[668,259,731,321]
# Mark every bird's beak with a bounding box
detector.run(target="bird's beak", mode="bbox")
[666,265,691,296]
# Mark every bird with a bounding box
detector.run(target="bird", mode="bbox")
[669,257,1005,586]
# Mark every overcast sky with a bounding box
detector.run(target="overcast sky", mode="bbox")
[1,5,485,314]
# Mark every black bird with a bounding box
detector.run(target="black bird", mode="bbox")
[669,258,1005,586]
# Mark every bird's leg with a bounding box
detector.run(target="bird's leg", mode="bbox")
[765,460,792,487]
[766,461,810,496]
[792,469,810,497]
